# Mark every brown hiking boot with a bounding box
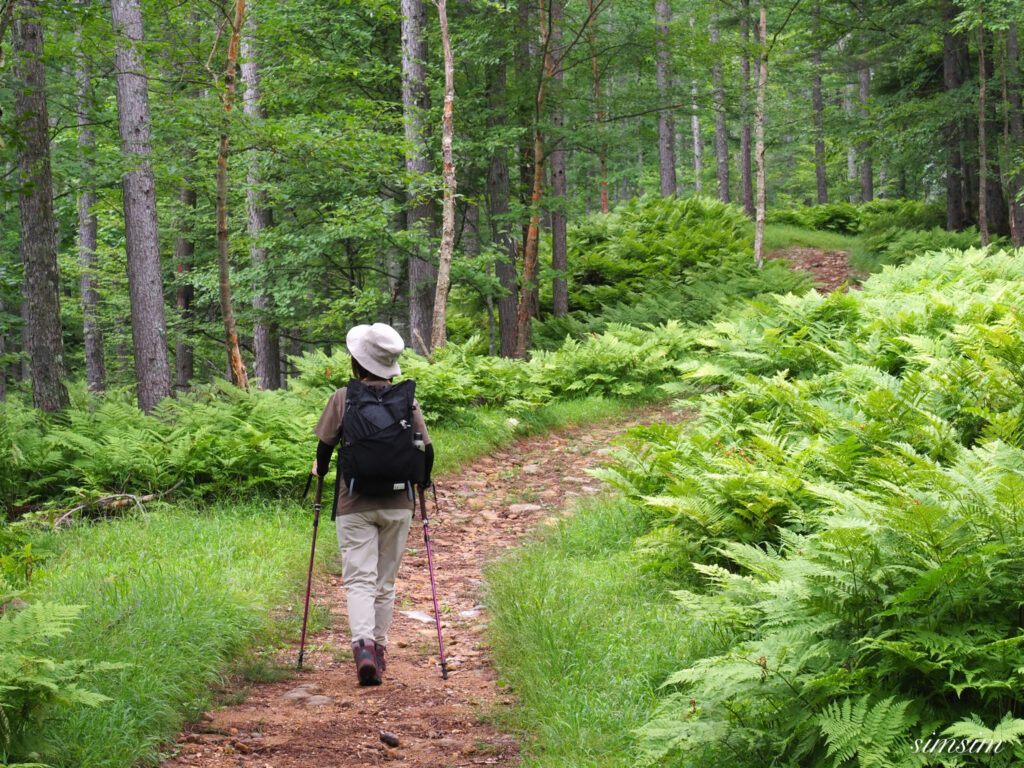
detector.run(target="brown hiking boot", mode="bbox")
[352,639,380,686]
[375,643,386,675]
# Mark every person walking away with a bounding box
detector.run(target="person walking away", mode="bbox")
[311,323,434,686]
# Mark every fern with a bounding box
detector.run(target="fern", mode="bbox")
[0,599,117,765]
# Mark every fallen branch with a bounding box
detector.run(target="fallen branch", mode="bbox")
[54,479,185,528]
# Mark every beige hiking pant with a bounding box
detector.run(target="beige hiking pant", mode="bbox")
[336,507,413,647]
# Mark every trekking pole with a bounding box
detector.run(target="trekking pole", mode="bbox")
[418,483,448,680]
[298,474,323,669]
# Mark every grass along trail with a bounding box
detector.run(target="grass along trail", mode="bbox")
[161,401,688,768]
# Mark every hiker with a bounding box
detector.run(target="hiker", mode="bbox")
[311,323,434,686]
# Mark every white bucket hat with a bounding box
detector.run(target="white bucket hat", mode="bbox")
[346,323,404,379]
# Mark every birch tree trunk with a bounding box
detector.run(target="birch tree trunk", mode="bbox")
[753,3,767,268]
[241,8,279,388]
[654,0,676,197]
[402,0,436,355]
[739,0,754,216]
[711,14,730,203]
[76,0,105,394]
[430,0,456,348]
[211,0,249,389]
[111,0,172,413]
[14,0,69,413]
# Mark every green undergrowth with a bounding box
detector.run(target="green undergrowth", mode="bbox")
[0,392,654,767]
[762,222,862,255]
[20,498,328,768]
[486,496,719,768]
[489,248,1024,766]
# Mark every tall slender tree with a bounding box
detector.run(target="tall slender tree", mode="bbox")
[402,0,436,355]
[550,0,568,316]
[209,0,250,389]
[811,3,828,204]
[485,61,520,358]
[430,0,457,348]
[753,1,767,268]
[111,0,172,412]
[13,0,68,412]
[242,6,278,388]
[739,0,755,215]
[654,0,676,197]
[1004,23,1024,244]
[711,13,730,203]
[76,0,105,393]
[858,66,873,202]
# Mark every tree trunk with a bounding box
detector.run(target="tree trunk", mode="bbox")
[588,0,609,213]
[111,0,172,413]
[242,9,279,389]
[858,67,873,202]
[174,184,196,391]
[431,0,457,348]
[811,4,827,204]
[978,15,989,245]
[944,2,966,230]
[1005,23,1024,244]
[76,0,105,394]
[0,299,6,403]
[210,0,250,389]
[551,0,568,317]
[982,32,1008,237]
[753,3,767,268]
[514,0,557,359]
[15,0,69,413]
[654,0,676,197]
[485,63,520,358]
[739,0,754,216]
[403,0,436,356]
[692,81,703,192]
[711,14,730,203]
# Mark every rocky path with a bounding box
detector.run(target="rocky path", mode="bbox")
[162,402,687,768]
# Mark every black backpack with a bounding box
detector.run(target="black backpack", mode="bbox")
[336,378,426,503]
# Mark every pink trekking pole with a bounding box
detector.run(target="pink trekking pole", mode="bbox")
[298,474,323,669]
[418,483,448,680]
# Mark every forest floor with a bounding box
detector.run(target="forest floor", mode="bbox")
[767,246,860,293]
[161,402,688,768]
[160,252,849,768]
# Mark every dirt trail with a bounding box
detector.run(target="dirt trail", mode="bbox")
[767,247,859,293]
[162,402,686,768]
